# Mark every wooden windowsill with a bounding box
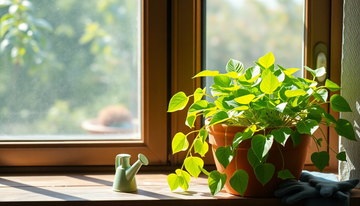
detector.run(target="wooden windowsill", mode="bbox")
[0,172,359,206]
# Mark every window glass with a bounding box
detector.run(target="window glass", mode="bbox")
[206,0,303,76]
[0,0,141,140]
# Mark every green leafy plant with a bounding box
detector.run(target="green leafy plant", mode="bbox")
[0,0,53,75]
[167,52,356,196]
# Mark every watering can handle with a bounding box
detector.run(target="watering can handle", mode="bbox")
[115,154,131,169]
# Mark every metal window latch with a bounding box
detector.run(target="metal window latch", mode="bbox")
[314,43,328,85]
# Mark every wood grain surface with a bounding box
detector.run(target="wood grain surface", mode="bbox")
[0,173,358,206]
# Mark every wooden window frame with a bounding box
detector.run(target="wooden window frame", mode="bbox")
[0,0,169,172]
[303,0,343,172]
[0,0,344,173]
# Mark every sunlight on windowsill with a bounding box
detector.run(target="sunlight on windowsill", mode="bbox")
[0,173,359,206]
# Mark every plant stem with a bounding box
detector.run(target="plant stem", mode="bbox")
[185,130,200,137]
[180,133,200,171]
[224,126,228,146]
[310,135,320,152]
[235,147,238,171]
[204,93,216,100]
[318,126,337,154]
[318,101,330,106]
[276,142,285,170]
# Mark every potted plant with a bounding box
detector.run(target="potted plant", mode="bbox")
[81,105,138,134]
[166,52,356,197]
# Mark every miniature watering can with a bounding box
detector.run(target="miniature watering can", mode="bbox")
[112,153,149,192]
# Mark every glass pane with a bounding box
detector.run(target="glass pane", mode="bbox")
[0,0,141,140]
[206,0,303,76]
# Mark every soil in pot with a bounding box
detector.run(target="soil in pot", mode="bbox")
[208,123,311,197]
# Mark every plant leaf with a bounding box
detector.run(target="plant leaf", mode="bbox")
[215,146,234,169]
[335,119,356,141]
[282,68,300,76]
[33,18,53,31]
[175,169,191,191]
[172,132,189,154]
[225,71,239,79]
[184,156,204,178]
[304,66,326,77]
[209,111,229,126]
[323,113,337,125]
[232,132,243,149]
[271,129,285,146]
[285,89,308,98]
[194,88,205,102]
[208,171,227,196]
[273,102,287,113]
[253,101,267,110]
[214,74,232,87]
[259,52,275,69]
[261,68,272,79]
[290,130,302,147]
[313,89,328,102]
[314,67,326,77]
[278,169,295,180]
[0,0,12,8]
[254,163,275,186]
[306,108,323,123]
[247,149,261,169]
[234,94,255,104]
[330,94,352,112]
[168,92,189,112]
[185,114,196,129]
[296,119,319,135]
[199,129,208,143]
[167,173,184,191]
[316,138,323,147]
[311,151,329,172]
[325,79,341,91]
[336,151,347,161]
[193,70,219,78]
[233,125,256,149]
[233,106,249,111]
[260,72,279,94]
[204,110,217,118]
[194,139,209,157]
[274,69,285,82]
[9,4,18,14]
[272,127,291,146]
[251,134,273,161]
[243,125,256,140]
[226,59,244,73]
[188,100,214,115]
[0,18,14,38]
[245,66,261,81]
[229,169,249,196]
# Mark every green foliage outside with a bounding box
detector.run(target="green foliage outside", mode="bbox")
[0,0,140,135]
[206,0,303,76]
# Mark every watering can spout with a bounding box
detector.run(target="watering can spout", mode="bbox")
[126,153,149,181]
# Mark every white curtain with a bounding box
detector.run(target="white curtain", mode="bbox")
[339,0,360,188]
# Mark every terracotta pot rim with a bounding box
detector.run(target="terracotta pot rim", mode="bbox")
[205,118,297,129]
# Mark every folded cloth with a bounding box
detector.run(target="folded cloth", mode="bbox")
[274,170,359,206]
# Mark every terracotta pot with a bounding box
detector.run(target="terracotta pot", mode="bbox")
[81,118,138,134]
[208,123,311,197]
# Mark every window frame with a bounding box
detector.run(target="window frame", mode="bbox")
[303,0,343,172]
[0,0,343,172]
[0,0,169,170]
